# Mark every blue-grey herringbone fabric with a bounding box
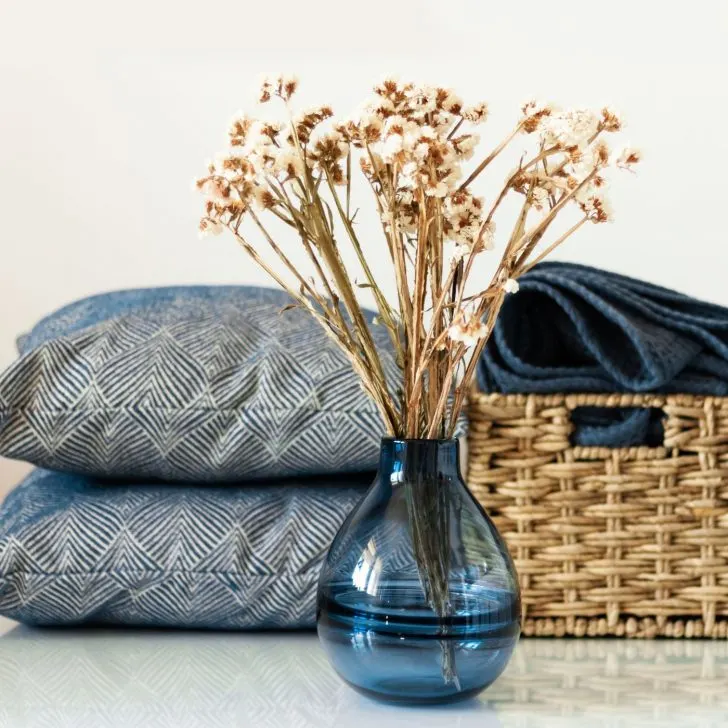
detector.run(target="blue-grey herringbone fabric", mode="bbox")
[0,286,400,481]
[478,262,728,446]
[0,468,370,628]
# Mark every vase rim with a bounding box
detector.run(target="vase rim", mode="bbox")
[381,436,458,444]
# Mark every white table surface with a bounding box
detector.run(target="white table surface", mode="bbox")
[0,616,726,728]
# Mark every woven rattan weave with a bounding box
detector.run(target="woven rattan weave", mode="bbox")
[467,392,728,637]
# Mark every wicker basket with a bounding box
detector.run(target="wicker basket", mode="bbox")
[467,391,728,638]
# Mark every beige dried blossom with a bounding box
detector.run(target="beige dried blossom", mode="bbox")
[450,134,479,160]
[258,74,298,103]
[580,192,614,223]
[448,317,489,347]
[462,102,489,124]
[521,99,553,133]
[198,217,224,238]
[443,190,484,244]
[617,146,642,170]
[540,108,601,149]
[308,130,349,184]
[228,113,254,146]
[601,106,624,132]
[272,148,305,179]
[290,105,334,144]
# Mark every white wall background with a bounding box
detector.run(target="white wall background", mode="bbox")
[1,0,727,494]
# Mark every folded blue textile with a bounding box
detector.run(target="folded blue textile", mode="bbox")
[478,262,728,446]
[0,469,369,629]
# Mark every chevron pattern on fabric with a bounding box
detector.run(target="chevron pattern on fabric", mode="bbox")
[0,469,370,628]
[0,286,400,481]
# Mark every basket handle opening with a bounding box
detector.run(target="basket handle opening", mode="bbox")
[568,405,666,448]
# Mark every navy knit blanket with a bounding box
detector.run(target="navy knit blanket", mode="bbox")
[478,262,728,446]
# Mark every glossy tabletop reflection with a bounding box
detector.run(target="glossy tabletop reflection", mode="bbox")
[0,616,726,727]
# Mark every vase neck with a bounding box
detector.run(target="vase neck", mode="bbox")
[379,438,461,485]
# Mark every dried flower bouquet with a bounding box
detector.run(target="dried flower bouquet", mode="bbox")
[197,74,639,441]
[196,76,639,683]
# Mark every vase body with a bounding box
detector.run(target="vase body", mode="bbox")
[317,438,521,704]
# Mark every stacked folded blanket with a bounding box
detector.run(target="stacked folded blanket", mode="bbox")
[478,262,728,446]
[0,286,398,628]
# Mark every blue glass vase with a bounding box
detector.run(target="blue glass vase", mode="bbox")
[317,438,520,704]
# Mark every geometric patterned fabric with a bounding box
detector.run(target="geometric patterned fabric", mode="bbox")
[0,286,398,481]
[0,468,370,628]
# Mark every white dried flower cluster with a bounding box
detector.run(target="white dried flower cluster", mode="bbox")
[336,79,491,254]
[198,217,224,238]
[444,191,485,247]
[195,88,344,233]
[258,73,298,103]
[509,104,637,225]
[197,76,639,245]
[196,76,497,255]
[196,73,641,442]
[539,109,601,150]
[448,316,489,348]
[616,146,642,170]
[307,129,349,184]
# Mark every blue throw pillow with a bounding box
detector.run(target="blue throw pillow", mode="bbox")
[0,469,370,629]
[0,286,398,481]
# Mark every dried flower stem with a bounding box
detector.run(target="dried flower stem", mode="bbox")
[520,216,589,275]
[459,122,524,190]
